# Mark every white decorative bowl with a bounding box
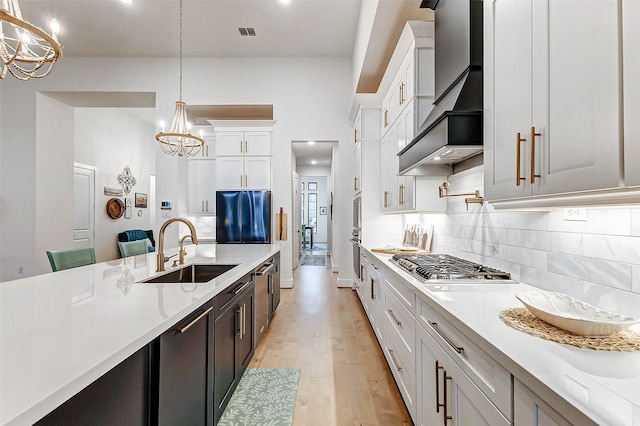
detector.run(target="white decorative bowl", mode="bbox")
[515,292,640,337]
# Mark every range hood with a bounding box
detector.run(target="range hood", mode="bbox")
[398,0,483,175]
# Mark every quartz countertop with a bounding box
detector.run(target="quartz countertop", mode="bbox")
[363,247,640,426]
[0,244,281,426]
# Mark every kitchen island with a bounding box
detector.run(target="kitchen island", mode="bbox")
[361,246,640,426]
[0,243,281,426]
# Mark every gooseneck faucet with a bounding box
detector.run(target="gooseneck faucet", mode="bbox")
[156,218,199,272]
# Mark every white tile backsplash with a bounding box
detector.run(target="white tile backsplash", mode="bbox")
[408,166,640,303]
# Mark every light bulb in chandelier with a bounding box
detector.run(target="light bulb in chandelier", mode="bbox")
[0,0,63,80]
[155,101,204,157]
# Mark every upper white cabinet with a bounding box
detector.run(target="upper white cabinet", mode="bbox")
[187,160,215,214]
[378,21,446,213]
[215,131,270,156]
[188,129,215,160]
[216,156,270,190]
[353,107,380,196]
[485,0,625,206]
[623,0,640,186]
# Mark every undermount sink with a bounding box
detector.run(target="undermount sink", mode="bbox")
[139,264,239,284]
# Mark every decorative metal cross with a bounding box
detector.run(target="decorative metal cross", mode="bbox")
[117,166,137,195]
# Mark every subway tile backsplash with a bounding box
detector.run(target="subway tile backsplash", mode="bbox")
[405,166,640,316]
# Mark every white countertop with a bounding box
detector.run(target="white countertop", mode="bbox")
[364,247,640,426]
[0,244,281,426]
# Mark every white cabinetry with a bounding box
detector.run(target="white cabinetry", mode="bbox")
[353,107,380,197]
[215,130,271,190]
[378,21,445,213]
[216,156,270,190]
[215,131,270,156]
[187,160,215,214]
[485,0,623,205]
[415,297,512,426]
[624,0,640,186]
[514,379,573,426]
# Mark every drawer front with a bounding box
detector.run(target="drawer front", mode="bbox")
[383,325,416,420]
[417,297,512,421]
[385,272,416,314]
[383,287,415,356]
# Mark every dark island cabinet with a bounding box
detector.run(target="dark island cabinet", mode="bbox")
[155,300,214,426]
[213,272,255,424]
[35,344,151,426]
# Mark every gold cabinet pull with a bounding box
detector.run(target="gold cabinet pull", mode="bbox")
[436,361,444,413]
[201,200,205,212]
[354,177,358,191]
[443,369,452,425]
[399,82,406,106]
[516,132,526,186]
[206,200,209,212]
[530,126,541,184]
[399,184,405,205]
[354,128,357,144]
[178,306,213,334]
[384,109,389,128]
[240,140,243,153]
[383,190,389,208]
[244,140,248,153]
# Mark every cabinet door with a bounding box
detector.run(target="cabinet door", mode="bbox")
[533,0,621,196]
[244,157,270,189]
[214,304,239,424]
[514,379,572,426]
[245,131,271,156]
[623,0,640,186]
[368,262,384,341]
[216,131,244,156]
[416,323,446,426]
[187,160,215,214]
[380,135,392,211]
[354,142,362,195]
[216,157,244,190]
[484,0,532,201]
[158,303,213,426]
[237,288,255,370]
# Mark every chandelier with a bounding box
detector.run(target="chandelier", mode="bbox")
[0,0,62,80]
[155,0,203,157]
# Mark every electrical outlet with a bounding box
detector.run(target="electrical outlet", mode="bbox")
[18,266,23,274]
[563,208,587,221]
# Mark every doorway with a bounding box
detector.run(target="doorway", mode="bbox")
[73,164,96,248]
[291,141,335,270]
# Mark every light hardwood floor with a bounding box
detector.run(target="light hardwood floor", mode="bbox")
[249,259,413,426]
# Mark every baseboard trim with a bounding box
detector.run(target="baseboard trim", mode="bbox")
[281,278,294,289]
[337,277,352,288]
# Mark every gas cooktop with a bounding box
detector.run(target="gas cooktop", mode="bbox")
[391,253,513,283]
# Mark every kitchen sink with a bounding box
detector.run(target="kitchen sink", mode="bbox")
[139,264,239,284]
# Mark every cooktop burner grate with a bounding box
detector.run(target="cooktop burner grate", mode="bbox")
[391,253,511,281]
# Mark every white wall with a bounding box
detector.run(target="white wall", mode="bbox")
[0,56,354,286]
[405,166,640,318]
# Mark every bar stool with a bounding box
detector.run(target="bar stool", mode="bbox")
[118,240,148,258]
[46,247,96,272]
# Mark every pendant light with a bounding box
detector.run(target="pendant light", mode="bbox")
[0,0,62,80]
[155,0,203,157]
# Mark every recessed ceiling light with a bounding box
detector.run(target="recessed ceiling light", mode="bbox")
[311,160,317,165]
[121,0,132,4]
[308,141,315,145]
[280,0,291,4]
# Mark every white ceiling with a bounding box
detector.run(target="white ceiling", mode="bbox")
[292,141,334,167]
[20,0,363,58]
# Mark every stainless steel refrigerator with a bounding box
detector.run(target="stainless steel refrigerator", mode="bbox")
[216,191,271,243]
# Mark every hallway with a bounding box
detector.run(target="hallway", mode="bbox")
[249,264,412,425]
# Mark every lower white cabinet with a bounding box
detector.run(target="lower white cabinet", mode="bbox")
[382,286,416,420]
[187,160,215,214]
[416,321,510,426]
[366,259,384,341]
[216,156,270,190]
[514,379,572,426]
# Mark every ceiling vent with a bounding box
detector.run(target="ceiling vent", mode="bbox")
[238,27,256,36]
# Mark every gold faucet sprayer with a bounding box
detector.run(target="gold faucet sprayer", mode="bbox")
[156,218,199,272]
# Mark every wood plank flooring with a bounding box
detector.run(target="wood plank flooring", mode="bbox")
[249,261,413,426]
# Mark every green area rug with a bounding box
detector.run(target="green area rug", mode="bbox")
[218,368,300,426]
[300,254,326,266]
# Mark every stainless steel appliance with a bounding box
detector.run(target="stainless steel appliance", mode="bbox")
[353,196,362,230]
[350,229,361,280]
[391,254,513,283]
[216,191,271,244]
[254,260,275,345]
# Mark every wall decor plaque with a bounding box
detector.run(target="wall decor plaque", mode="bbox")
[106,198,124,219]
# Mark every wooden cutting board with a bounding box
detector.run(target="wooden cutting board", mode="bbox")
[371,248,431,255]
[276,207,287,240]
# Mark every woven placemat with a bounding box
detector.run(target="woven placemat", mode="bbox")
[500,307,640,352]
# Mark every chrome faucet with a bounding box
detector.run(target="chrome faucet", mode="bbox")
[157,218,199,272]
